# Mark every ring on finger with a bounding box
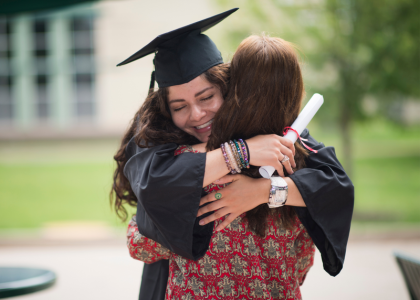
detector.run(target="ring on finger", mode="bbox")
[280,155,290,163]
[215,192,222,200]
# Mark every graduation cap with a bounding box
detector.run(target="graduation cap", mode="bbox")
[117,8,238,89]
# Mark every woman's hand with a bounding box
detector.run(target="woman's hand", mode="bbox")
[246,134,296,177]
[197,174,271,231]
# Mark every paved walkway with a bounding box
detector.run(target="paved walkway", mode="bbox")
[300,240,419,300]
[0,239,418,299]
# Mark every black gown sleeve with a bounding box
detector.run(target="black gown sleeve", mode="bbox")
[290,129,354,276]
[138,260,169,300]
[124,138,213,261]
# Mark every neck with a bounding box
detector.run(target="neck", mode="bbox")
[192,142,207,153]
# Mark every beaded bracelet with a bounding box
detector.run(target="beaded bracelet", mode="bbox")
[227,142,241,173]
[238,139,250,168]
[224,142,240,173]
[225,142,238,173]
[221,142,238,174]
[244,140,250,162]
[229,141,243,169]
[233,140,247,168]
[220,143,235,174]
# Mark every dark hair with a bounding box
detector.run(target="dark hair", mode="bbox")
[110,63,230,221]
[206,35,308,237]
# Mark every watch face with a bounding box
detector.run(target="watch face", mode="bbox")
[269,186,288,207]
[274,189,288,204]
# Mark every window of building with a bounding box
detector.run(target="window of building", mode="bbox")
[0,17,13,123]
[71,16,95,119]
[0,8,96,131]
[33,18,50,120]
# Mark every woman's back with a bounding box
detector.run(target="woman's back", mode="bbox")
[128,146,315,300]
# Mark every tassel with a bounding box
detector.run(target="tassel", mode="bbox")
[148,70,155,95]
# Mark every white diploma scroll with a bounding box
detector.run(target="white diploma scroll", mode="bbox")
[259,93,324,179]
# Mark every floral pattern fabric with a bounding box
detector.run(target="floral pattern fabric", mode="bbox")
[127,145,315,300]
[127,216,171,263]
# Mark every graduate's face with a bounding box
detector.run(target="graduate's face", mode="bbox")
[168,75,224,142]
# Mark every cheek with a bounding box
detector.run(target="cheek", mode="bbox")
[212,96,224,113]
[171,113,190,132]
[171,115,183,129]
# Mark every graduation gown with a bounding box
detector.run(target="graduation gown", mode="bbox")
[124,129,354,300]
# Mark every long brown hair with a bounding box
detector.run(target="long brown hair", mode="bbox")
[110,64,230,221]
[207,35,308,237]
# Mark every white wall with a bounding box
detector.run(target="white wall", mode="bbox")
[95,0,217,134]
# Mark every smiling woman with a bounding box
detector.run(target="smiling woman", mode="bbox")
[168,76,224,142]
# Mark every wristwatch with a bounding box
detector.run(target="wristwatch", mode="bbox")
[268,176,288,208]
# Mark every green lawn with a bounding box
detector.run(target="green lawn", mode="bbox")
[311,119,420,224]
[0,120,419,229]
[353,156,420,222]
[0,162,129,229]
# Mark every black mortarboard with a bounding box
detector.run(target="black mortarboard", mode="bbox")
[117,8,238,88]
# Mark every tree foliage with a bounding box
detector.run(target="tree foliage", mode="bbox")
[215,0,420,174]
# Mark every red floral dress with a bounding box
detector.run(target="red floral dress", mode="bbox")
[127,145,315,300]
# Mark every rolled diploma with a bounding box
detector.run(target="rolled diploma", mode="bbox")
[259,93,324,179]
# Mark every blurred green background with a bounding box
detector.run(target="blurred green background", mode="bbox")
[0,0,419,231]
[0,120,419,229]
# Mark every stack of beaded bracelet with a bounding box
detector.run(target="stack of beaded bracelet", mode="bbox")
[229,141,242,170]
[220,139,250,174]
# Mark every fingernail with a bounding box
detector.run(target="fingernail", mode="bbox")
[216,226,220,231]
[214,179,220,182]
[199,220,204,225]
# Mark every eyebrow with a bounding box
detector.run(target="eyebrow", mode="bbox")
[195,86,213,97]
[168,86,214,104]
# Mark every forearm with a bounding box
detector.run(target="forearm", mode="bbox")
[284,177,306,207]
[243,177,306,207]
[203,148,230,187]
[231,176,306,207]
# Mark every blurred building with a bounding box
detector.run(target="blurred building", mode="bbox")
[0,0,215,140]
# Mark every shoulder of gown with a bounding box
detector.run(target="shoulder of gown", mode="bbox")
[124,137,213,260]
